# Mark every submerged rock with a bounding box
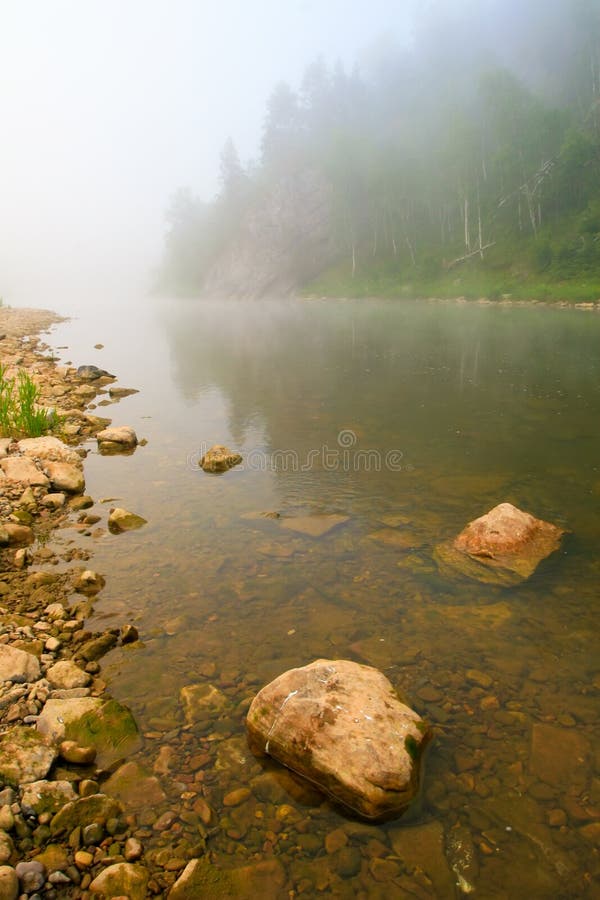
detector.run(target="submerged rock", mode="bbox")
[389,820,460,896]
[107,507,147,533]
[50,794,121,836]
[103,760,166,809]
[37,697,142,768]
[180,683,229,725]
[108,386,139,399]
[247,658,430,821]
[280,514,349,538]
[169,857,286,900]
[200,444,242,473]
[434,502,565,586]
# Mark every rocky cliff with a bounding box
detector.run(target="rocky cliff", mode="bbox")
[201,169,337,299]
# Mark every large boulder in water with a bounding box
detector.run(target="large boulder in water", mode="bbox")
[246,659,430,821]
[434,501,565,586]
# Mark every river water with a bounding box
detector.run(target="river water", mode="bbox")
[44,296,600,897]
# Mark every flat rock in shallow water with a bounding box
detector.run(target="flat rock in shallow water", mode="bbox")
[368,528,424,549]
[108,387,139,399]
[169,858,286,900]
[0,727,56,786]
[107,507,147,532]
[103,760,166,809]
[530,724,592,791]
[434,502,565,586]
[279,514,348,538]
[37,697,142,768]
[180,683,229,725]
[247,658,430,821]
[389,821,457,897]
[50,794,121,836]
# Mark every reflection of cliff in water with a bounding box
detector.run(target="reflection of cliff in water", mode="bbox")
[159,298,600,516]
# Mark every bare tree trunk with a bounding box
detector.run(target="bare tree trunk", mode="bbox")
[477,181,484,259]
[404,234,416,266]
[351,242,356,278]
[447,242,496,268]
[464,195,470,250]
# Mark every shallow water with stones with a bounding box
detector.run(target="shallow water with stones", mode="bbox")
[40,296,600,897]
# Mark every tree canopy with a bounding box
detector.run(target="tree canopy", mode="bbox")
[161,0,600,296]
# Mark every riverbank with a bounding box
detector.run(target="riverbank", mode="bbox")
[303,257,600,307]
[0,309,191,897]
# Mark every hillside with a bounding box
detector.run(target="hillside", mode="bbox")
[161,0,600,302]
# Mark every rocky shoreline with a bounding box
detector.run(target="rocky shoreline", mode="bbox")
[0,309,182,898]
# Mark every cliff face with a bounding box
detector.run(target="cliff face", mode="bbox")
[201,169,338,299]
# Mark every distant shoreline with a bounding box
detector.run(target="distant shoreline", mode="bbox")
[300,293,600,311]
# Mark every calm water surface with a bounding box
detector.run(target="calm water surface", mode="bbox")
[46,298,600,898]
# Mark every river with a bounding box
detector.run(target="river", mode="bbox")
[42,295,600,897]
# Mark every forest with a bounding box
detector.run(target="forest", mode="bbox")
[162,0,600,300]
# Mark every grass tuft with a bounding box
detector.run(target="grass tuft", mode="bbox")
[0,363,55,438]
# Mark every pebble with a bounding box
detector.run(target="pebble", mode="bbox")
[547,808,567,827]
[325,828,348,854]
[79,780,99,798]
[223,788,251,808]
[417,684,443,702]
[192,797,212,825]
[124,837,143,861]
[0,865,18,900]
[59,741,97,765]
[74,849,94,869]
[82,823,104,845]
[15,860,45,892]
[153,811,177,831]
[466,669,493,689]
[0,807,14,832]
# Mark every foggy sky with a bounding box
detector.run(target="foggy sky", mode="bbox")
[0,0,418,306]
[1,0,576,308]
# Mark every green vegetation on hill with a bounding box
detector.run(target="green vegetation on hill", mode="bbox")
[163,0,600,301]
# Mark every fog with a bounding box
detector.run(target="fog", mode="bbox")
[0,0,418,309]
[1,0,593,311]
